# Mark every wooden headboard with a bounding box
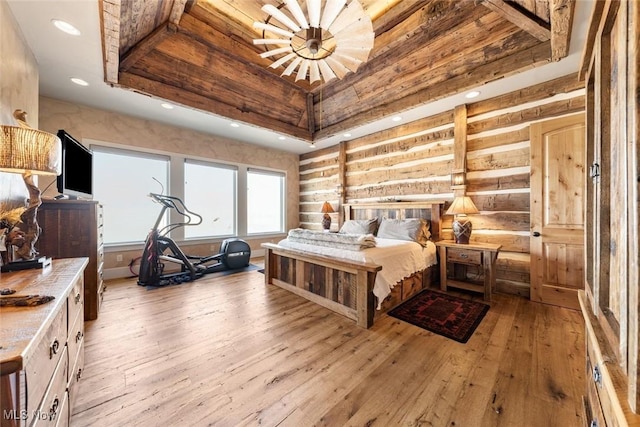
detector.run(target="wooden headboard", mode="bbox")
[342,201,445,241]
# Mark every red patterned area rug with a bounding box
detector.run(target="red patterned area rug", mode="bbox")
[388,289,490,343]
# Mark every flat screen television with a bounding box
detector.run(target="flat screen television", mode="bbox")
[56,130,93,199]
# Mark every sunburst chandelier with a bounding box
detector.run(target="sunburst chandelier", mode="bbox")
[253,0,374,84]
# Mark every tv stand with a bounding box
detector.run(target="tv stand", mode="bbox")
[37,199,104,320]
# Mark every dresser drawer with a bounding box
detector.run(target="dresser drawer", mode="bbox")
[447,248,482,265]
[67,307,84,383]
[583,310,634,427]
[67,277,83,334]
[33,346,68,427]
[585,361,607,427]
[68,341,84,414]
[26,302,67,422]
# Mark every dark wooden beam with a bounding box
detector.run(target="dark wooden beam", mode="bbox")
[120,23,177,72]
[482,0,551,41]
[550,0,576,61]
[117,72,313,141]
[338,141,347,218]
[307,93,315,136]
[453,104,468,198]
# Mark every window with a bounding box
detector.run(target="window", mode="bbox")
[91,142,287,246]
[92,147,169,245]
[247,169,285,234]
[184,160,237,238]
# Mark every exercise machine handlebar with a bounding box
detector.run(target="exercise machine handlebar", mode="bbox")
[148,192,203,234]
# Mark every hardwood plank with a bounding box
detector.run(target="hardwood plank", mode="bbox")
[71,270,585,426]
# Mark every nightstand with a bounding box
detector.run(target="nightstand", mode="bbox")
[435,240,501,301]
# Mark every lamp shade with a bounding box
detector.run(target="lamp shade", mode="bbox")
[445,196,479,216]
[0,125,61,175]
[320,201,335,214]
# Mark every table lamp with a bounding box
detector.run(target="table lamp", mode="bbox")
[1,110,61,271]
[446,196,479,244]
[320,201,335,232]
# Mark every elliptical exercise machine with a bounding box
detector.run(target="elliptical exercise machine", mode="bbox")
[137,193,251,287]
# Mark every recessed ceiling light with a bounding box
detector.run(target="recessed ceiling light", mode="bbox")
[343,133,352,137]
[52,19,81,36]
[391,116,402,122]
[230,122,240,128]
[160,103,174,109]
[465,90,481,99]
[70,77,89,86]
[278,136,286,140]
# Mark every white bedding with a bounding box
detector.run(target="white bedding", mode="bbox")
[277,237,437,309]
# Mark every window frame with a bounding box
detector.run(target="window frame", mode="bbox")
[183,158,239,239]
[91,144,170,245]
[86,139,287,250]
[246,167,286,235]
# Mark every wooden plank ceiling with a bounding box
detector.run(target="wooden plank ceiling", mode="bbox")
[100,0,574,143]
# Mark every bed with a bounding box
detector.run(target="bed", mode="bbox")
[262,201,444,328]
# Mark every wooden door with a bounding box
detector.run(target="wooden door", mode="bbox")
[530,113,586,310]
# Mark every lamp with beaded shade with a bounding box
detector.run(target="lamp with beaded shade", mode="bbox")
[320,201,335,232]
[446,196,479,244]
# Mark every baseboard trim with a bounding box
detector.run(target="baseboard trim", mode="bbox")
[103,248,266,280]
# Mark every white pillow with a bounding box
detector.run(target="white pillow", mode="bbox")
[377,218,431,246]
[339,218,378,235]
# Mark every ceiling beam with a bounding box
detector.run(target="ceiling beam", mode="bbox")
[99,0,121,84]
[119,23,177,72]
[169,0,189,25]
[578,0,606,81]
[481,0,551,41]
[550,0,576,61]
[313,41,552,140]
[117,72,313,141]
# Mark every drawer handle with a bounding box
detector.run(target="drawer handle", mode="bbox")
[76,330,84,343]
[76,367,83,381]
[49,339,60,359]
[75,292,81,304]
[592,365,602,387]
[460,254,468,258]
[49,396,59,421]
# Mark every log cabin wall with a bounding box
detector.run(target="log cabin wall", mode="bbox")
[299,74,585,297]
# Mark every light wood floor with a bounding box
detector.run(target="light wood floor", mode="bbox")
[71,266,586,427]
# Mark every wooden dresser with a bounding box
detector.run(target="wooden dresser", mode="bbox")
[37,200,104,320]
[0,258,87,427]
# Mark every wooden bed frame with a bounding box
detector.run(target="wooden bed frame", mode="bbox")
[262,201,444,328]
